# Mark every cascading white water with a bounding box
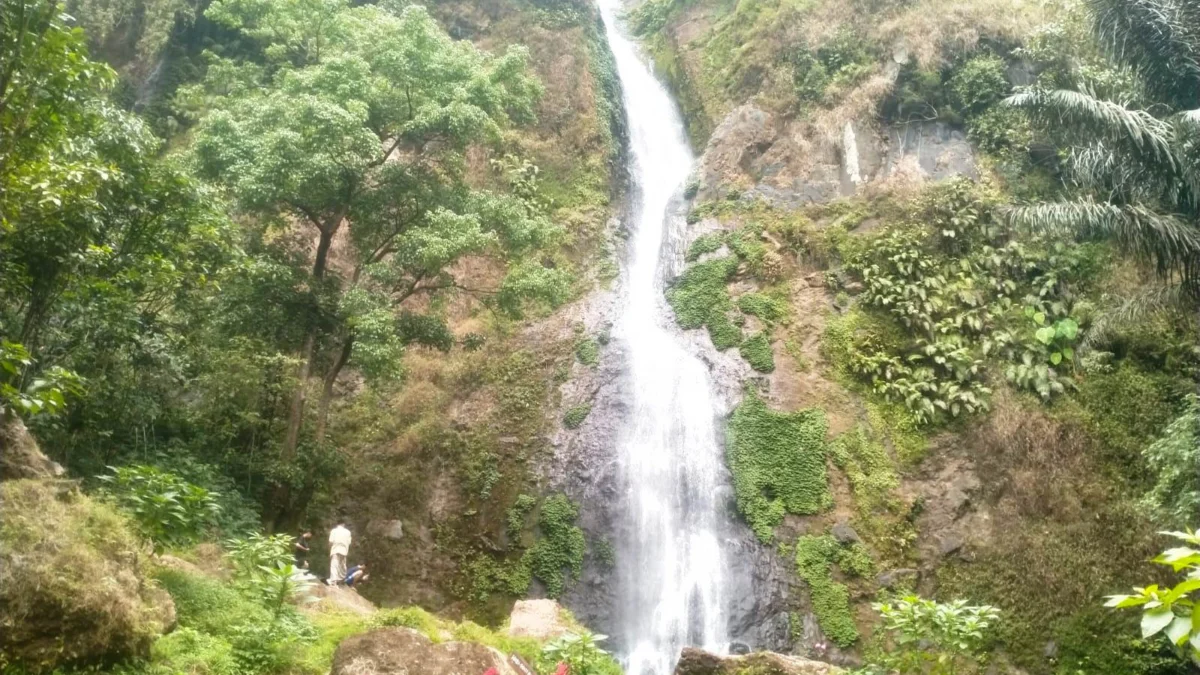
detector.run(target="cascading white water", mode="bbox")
[599,3,734,673]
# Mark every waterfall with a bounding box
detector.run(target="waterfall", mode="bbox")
[598,2,737,673]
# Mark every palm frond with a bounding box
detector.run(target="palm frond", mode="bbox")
[1081,283,1184,351]
[1066,138,1197,210]
[1005,88,1178,168]
[1003,200,1200,280]
[1086,0,1200,109]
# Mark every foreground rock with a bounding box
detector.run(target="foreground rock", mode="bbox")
[507,599,572,640]
[675,647,842,675]
[309,582,377,616]
[333,627,527,675]
[0,479,174,671]
[0,417,65,481]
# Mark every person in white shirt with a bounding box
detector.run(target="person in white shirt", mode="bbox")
[328,521,352,585]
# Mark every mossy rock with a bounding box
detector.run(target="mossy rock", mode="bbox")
[0,479,173,672]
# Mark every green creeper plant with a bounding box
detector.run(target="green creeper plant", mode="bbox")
[1105,529,1200,666]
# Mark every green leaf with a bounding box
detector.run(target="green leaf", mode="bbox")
[1035,327,1055,344]
[1142,607,1175,637]
[1165,615,1192,645]
[1050,352,1062,365]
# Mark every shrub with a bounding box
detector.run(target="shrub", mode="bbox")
[225,533,292,581]
[739,332,776,373]
[727,393,830,542]
[98,465,221,548]
[867,596,1001,674]
[794,535,859,647]
[540,632,622,675]
[0,480,172,672]
[949,54,1010,116]
[1141,395,1200,527]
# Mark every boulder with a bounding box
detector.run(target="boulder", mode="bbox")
[875,568,919,590]
[830,521,861,545]
[332,627,522,675]
[309,582,378,616]
[0,417,65,481]
[674,647,843,675]
[0,479,174,671]
[507,599,572,640]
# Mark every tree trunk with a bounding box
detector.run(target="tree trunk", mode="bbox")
[314,334,354,443]
[280,228,335,461]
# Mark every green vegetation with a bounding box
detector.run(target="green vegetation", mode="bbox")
[827,178,1097,426]
[98,465,221,548]
[575,337,601,366]
[830,426,899,516]
[794,535,859,647]
[686,232,726,261]
[727,393,830,542]
[507,494,538,542]
[863,597,1001,674]
[0,480,171,672]
[525,494,587,598]
[1141,396,1200,527]
[1106,530,1200,667]
[737,292,788,323]
[665,256,742,349]
[541,632,622,675]
[738,333,776,373]
[563,404,593,429]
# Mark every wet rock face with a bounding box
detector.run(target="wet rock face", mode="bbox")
[332,628,523,675]
[674,646,843,675]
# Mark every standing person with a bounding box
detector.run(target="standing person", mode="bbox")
[294,531,312,568]
[328,521,351,585]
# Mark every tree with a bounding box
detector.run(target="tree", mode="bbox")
[1003,0,1200,295]
[1106,529,1200,668]
[188,0,570,498]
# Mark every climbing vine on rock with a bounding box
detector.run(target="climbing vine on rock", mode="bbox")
[727,392,830,542]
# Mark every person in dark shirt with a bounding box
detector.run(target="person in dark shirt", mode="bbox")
[294,531,312,568]
[345,563,369,587]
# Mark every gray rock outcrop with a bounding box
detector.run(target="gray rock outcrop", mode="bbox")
[674,646,843,675]
[332,627,527,675]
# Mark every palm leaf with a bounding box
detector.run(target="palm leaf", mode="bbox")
[1086,0,1200,109]
[1003,200,1200,280]
[1006,88,1178,168]
[1081,283,1184,350]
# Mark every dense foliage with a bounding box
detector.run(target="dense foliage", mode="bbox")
[727,393,830,542]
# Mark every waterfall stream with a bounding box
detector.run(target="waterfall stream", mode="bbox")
[598,3,739,673]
